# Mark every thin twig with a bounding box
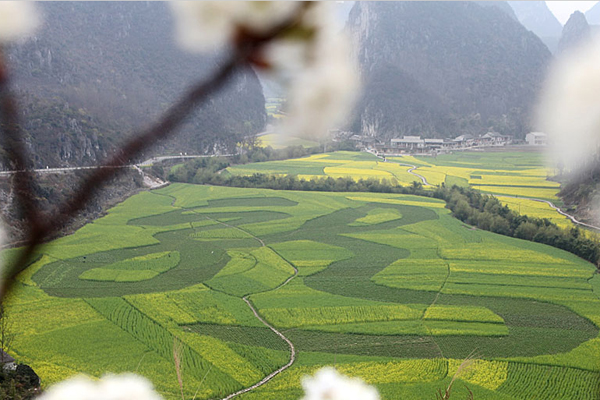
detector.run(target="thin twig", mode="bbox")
[0,47,43,239]
[0,3,311,302]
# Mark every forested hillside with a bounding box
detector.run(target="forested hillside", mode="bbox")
[348,1,551,139]
[6,2,266,168]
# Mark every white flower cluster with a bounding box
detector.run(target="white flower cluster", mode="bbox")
[170,1,360,140]
[0,2,39,43]
[301,367,380,400]
[37,374,164,400]
[170,2,299,52]
[536,34,600,170]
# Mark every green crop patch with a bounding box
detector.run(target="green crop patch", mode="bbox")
[498,363,600,400]
[261,304,422,328]
[185,324,290,352]
[11,180,600,399]
[269,240,352,275]
[300,319,429,336]
[372,259,448,292]
[284,330,442,358]
[191,227,253,240]
[207,247,295,296]
[448,271,591,290]
[349,208,403,226]
[423,305,504,324]
[442,282,595,302]
[424,320,508,336]
[440,242,568,264]
[206,197,298,208]
[79,251,180,282]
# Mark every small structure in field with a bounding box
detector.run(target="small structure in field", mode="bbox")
[526,132,548,146]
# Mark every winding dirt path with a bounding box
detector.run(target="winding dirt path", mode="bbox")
[496,195,600,232]
[221,296,296,400]
[206,217,297,400]
[368,151,431,186]
[398,163,430,186]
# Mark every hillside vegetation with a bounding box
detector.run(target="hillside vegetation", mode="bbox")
[347,2,551,138]
[7,2,265,168]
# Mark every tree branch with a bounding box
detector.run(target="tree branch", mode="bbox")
[0,3,311,302]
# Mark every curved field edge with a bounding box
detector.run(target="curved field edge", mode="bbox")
[5,183,600,399]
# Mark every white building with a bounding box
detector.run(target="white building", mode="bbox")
[391,136,425,151]
[526,132,547,146]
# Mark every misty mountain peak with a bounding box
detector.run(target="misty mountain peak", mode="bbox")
[558,11,591,53]
[508,1,562,51]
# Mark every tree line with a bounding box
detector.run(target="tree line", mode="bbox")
[438,186,600,266]
[166,156,600,266]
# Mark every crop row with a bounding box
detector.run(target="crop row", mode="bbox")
[498,362,600,399]
[423,305,504,324]
[448,359,508,391]
[85,297,246,396]
[261,304,422,328]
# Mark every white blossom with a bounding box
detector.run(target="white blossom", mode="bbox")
[283,35,359,139]
[37,374,164,400]
[0,2,39,43]
[169,2,299,53]
[536,34,600,171]
[301,367,380,400]
[235,2,299,33]
[170,1,361,141]
[267,3,360,139]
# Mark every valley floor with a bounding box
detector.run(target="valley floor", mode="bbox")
[7,181,600,399]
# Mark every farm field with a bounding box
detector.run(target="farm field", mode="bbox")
[227,151,422,186]
[7,183,600,399]
[228,150,576,229]
[396,151,560,202]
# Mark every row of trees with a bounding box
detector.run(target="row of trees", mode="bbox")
[166,157,600,266]
[438,186,600,266]
[169,159,428,195]
[166,142,356,183]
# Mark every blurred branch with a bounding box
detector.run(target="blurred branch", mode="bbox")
[0,3,310,302]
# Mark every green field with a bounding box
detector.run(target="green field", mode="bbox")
[227,150,577,233]
[227,151,420,185]
[7,181,600,399]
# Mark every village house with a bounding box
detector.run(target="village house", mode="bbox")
[453,134,476,148]
[479,132,513,146]
[391,136,426,151]
[525,132,548,146]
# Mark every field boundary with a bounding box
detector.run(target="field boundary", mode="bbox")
[220,296,296,400]
[202,216,298,399]
[384,153,600,232]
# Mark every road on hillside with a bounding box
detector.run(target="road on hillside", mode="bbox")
[0,154,235,176]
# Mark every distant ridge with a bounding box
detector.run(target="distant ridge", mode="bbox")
[348,1,551,139]
[508,1,562,52]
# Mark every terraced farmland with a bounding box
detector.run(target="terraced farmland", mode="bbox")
[8,183,600,399]
[227,151,419,185]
